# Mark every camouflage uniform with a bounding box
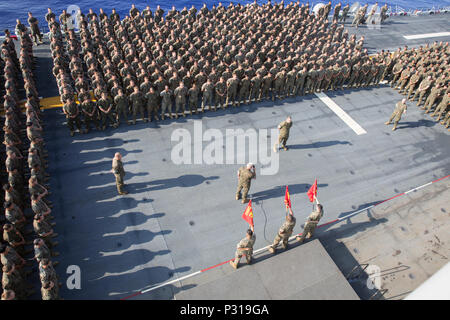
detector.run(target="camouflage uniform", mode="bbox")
[62,101,82,135]
[226,77,239,107]
[114,94,130,125]
[215,80,227,109]
[112,158,126,195]
[129,90,146,124]
[174,85,188,117]
[269,215,296,252]
[188,86,200,115]
[146,91,160,121]
[160,89,173,120]
[97,96,117,129]
[386,100,407,130]
[237,77,251,106]
[236,167,256,202]
[232,233,256,267]
[297,206,323,243]
[201,82,215,112]
[277,120,293,150]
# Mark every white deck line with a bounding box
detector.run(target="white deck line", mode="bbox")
[315,92,367,135]
[403,32,450,40]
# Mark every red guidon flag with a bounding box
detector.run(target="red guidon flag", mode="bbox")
[241,199,254,227]
[284,185,291,208]
[307,179,317,202]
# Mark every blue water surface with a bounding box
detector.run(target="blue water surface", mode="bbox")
[0,0,449,33]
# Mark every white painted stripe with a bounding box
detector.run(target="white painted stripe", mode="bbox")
[315,92,367,135]
[404,182,432,194]
[403,32,450,40]
[140,270,202,294]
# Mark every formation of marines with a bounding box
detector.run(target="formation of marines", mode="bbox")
[1,24,60,299]
[386,43,449,130]
[231,197,323,269]
[42,2,401,136]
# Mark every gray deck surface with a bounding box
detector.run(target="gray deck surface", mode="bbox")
[26,14,450,299]
[172,240,359,300]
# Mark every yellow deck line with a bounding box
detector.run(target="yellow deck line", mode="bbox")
[17,91,97,110]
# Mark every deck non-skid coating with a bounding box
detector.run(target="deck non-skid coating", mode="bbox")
[33,14,450,299]
[43,84,449,299]
[174,240,359,300]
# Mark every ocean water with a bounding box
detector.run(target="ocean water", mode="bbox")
[0,0,449,33]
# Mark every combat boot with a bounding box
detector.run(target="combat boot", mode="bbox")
[70,131,74,137]
[242,198,249,204]
[283,146,288,151]
[182,112,186,118]
[236,193,241,200]
[273,144,278,153]
[296,236,304,243]
[392,124,397,131]
[175,114,178,119]
[246,257,252,265]
[229,260,238,269]
[384,121,390,125]
[268,246,276,254]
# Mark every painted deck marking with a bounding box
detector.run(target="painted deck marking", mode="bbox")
[315,92,367,135]
[121,174,449,300]
[403,32,450,40]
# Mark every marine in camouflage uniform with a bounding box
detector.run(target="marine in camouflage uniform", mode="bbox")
[385,99,408,131]
[160,86,174,120]
[62,98,82,136]
[114,90,130,125]
[215,77,227,109]
[236,163,256,204]
[111,152,127,195]
[273,70,286,100]
[431,92,449,121]
[261,73,273,101]
[81,97,100,132]
[250,73,263,102]
[237,74,251,106]
[129,87,147,124]
[201,79,215,112]
[188,83,200,115]
[405,70,421,100]
[268,207,296,253]
[340,4,350,23]
[146,87,160,121]
[285,69,297,97]
[174,82,188,117]
[97,93,118,129]
[229,227,256,269]
[226,74,239,107]
[423,84,442,113]
[274,116,293,152]
[296,201,324,243]
[412,76,432,105]
[41,280,59,300]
